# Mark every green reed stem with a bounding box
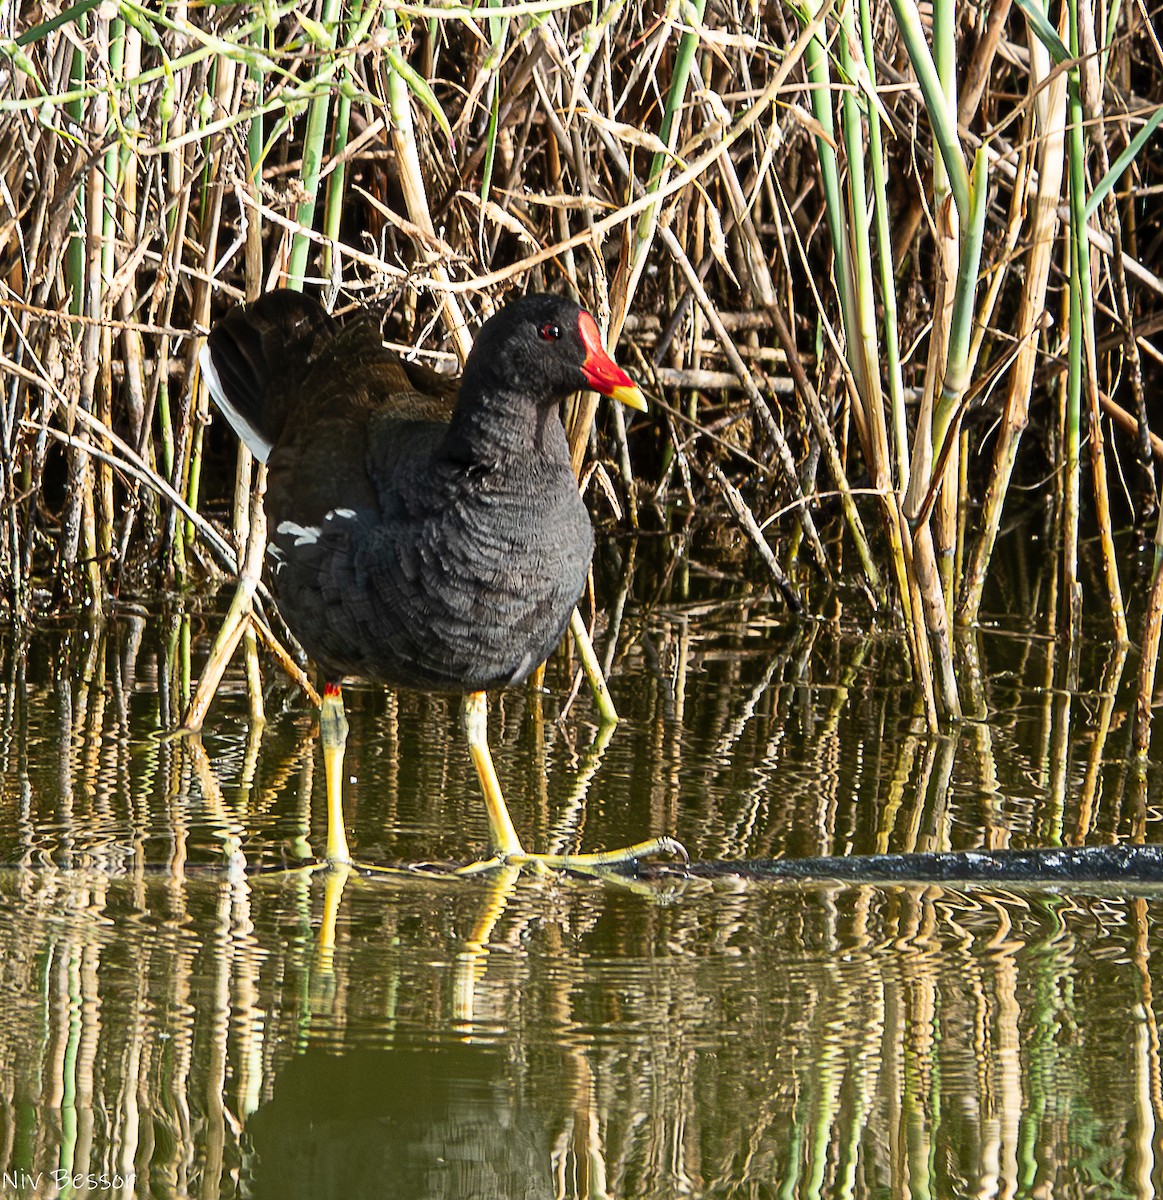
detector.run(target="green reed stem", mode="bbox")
[321,25,357,289]
[884,0,969,225]
[322,0,382,288]
[1099,0,1120,80]
[859,0,908,491]
[622,0,708,308]
[931,0,956,203]
[65,40,85,322]
[910,147,987,533]
[287,0,344,290]
[1066,0,1127,643]
[1062,168,1083,639]
[801,0,936,724]
[934,149,989,446]
[837,0,884,456]
[477,2,507,225]
[801,0,856,352]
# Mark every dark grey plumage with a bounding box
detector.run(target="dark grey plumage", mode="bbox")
[202,291,601,693]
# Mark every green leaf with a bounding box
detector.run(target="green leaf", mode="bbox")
[386,47,452,143]
[297,12,336,49]
[118,3,163,49]
[15,0,101,46]
[1011,0,1070,64]
[0,38,46,93]
[1085,104,1163,219]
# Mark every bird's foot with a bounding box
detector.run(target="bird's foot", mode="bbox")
[271,856,460,881]
[452,836,688,879]
[270,838,688,881]
[262,854,358,878]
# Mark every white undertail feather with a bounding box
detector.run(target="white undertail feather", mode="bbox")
[275,520,322,547]
[198,342,273,464]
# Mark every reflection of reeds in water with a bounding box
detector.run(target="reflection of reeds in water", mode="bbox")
[0,864,1159,1198]
[0,602,1161,1193]
[2,0,1161,737]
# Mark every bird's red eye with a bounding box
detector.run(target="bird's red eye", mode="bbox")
[538,322,561,341]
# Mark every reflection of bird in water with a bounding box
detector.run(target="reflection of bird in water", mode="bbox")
[244,1045,552,1200]
[201,289,676,873]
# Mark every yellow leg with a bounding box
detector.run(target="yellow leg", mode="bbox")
[320,682,352,865]
[458,691,687,876]
[461,690,525,857]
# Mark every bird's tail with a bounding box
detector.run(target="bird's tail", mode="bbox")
[200,290,337,463]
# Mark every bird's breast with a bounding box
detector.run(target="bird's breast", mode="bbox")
[267,461,595,693]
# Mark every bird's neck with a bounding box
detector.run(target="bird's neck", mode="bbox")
[443,385,569,467]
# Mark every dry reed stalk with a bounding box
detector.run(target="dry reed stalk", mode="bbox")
[186,57,235,551]
[901,198,961,716]
[893,507,940,728]
[1082,383,1129,641]
[690,77,883,597]
[1071,0,1129,647]
[707,462,800,610]
[381,8,471,362]
[182,490,267,734]
[1071,644,1128,842]
[957,41,1069,627]
[1134,501,1163,754]
[238,36,268,728]
[615,0,707,313]
[178,57,256,721]
[932,366,959,622]
[27,405,239,572]
[761,298,883,600]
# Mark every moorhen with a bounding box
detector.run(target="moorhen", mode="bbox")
[200,289,678,872]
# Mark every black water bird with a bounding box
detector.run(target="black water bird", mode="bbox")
[200,289,679,871]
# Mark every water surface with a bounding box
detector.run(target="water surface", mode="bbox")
[0,527,1160,1198]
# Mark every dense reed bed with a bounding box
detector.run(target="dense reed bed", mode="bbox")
[0,0,1160,731]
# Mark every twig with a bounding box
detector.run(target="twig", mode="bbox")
[707,464,801,612]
